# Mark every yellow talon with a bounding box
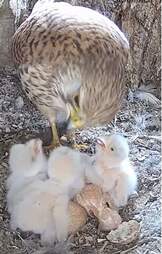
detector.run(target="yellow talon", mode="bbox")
[51,122,60,146]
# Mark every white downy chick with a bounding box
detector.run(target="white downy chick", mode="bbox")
[7,138,47,213]
[10,179,69,243]
[47,146,86,242]
[86,134,137,208]
[7,139,69,243]
[48,146,85,198]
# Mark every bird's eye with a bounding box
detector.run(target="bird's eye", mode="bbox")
[110,147,114,151]
[74,95,79,107]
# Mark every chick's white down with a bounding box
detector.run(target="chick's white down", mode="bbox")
[7,134,137,244]
[85,134,137,208]
[7,139,47,213]
[48,146,85,198]
[7,139,84,243]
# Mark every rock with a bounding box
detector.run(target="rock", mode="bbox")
[5,127,10,132]
[0,0,5,8]
[106,220,140,244]
[119,0,160,91]
[0,0,15,66]
[15,96,24,109]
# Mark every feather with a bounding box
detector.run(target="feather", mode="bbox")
[134,114,147,131]
[134,90,161,107]
[48,146,85,198]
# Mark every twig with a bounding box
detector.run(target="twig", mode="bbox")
[98,240,108,254]
[111,244,138,254]
[17,233,30,254]
[120,245,138,254]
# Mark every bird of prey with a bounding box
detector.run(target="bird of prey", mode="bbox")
[12,0,129,147]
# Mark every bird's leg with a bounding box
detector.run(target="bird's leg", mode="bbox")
[51,121,60,147]
[44,122,60,150]
[65,106,89,150]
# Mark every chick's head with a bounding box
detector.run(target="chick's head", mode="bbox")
[23,138,46,176]
[96,134,129,166]
[9,138,46,178]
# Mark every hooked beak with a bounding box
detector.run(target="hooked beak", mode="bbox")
[68,104,85,129]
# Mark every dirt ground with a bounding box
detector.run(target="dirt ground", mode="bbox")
[0,68,161,254]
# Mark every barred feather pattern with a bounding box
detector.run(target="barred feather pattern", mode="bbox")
[12,1,129,126]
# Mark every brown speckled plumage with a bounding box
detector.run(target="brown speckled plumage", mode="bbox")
[12,0,129,130]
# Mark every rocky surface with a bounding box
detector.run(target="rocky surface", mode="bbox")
[0,0,14,66]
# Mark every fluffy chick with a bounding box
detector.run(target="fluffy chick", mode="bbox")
[7,138,47,213]
[10,180,69,243]
[7,142,87,244]
[48,146,85,198]
[85,134,137,208]
[47,146,86,242]
[7,139,69,243]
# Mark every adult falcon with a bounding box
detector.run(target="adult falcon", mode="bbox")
[12,1,129,147]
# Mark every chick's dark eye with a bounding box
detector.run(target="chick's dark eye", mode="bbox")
[110,147,114,151]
